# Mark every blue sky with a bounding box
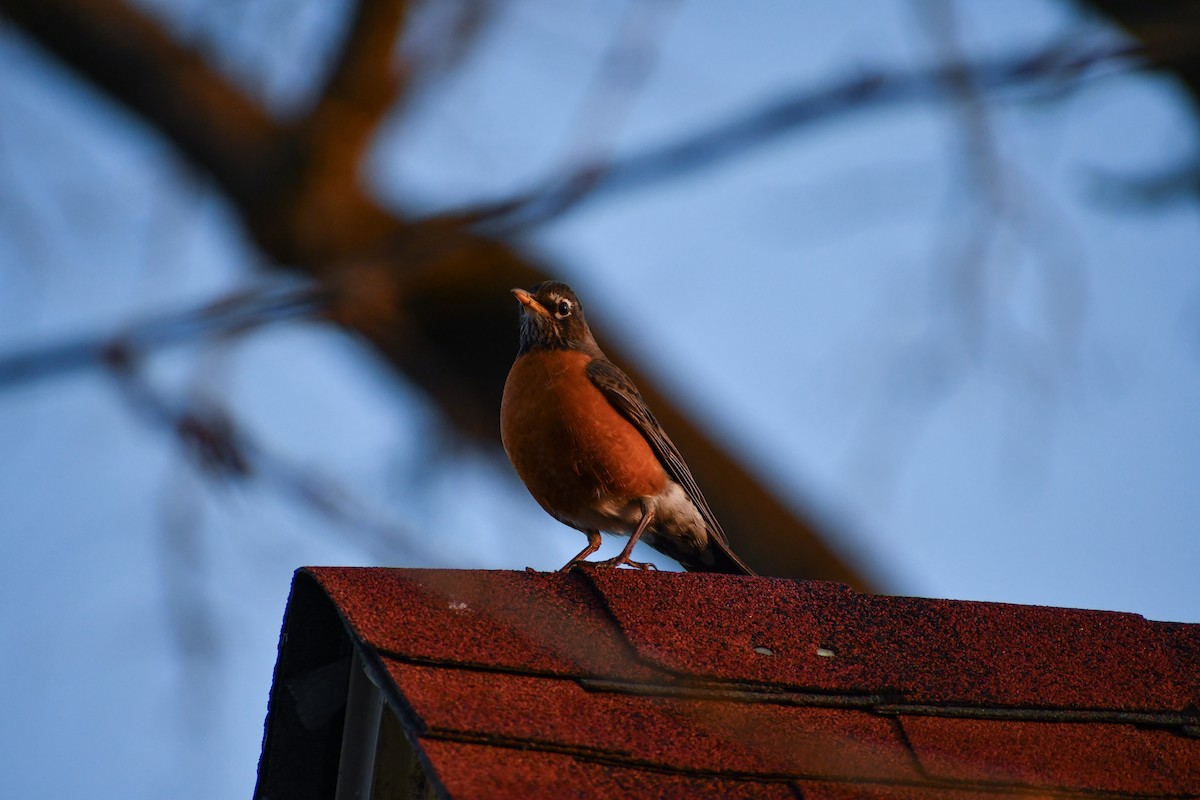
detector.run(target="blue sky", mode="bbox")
[1,1,1198,798]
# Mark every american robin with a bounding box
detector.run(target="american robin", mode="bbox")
[501,281,754,575]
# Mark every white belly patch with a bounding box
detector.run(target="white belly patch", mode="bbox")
[563,480,708,548]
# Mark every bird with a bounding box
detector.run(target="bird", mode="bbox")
[500,280,754,575]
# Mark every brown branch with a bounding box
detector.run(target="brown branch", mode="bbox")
[307,0,410,120]
[0,0,410,263]
[280,0,412,259]
[0,0,283,210]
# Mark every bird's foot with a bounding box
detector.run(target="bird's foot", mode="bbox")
[595,555,658,571]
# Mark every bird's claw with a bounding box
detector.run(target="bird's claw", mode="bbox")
[595,556,658,571]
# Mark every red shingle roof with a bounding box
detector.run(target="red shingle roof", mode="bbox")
[256,568,1200,799]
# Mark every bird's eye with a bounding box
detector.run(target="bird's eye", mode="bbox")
[555,298,573,318]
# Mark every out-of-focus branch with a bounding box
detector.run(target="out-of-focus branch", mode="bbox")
[843,0,1091,494]
[556,0,680,167]
[387,0,495,120]
[307,0,410,119]
[0,0,283,212]
[0,282,328,390]
[1088,160,1200,207]
[104,346,434,565]
[281,0,412,260]
[463,36,1153,234]
[1078,0,1200,105]
[0,0,411,263]
[916,0,1017,354]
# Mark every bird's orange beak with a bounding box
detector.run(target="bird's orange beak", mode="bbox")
[511,288,549,317]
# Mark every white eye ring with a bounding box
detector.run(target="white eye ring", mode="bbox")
[554,298,573,318]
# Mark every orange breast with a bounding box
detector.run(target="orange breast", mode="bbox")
[501,350,667,520]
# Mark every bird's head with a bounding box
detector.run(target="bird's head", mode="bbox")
[511,281,600,355]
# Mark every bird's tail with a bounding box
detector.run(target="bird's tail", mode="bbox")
[662,533,756,576]
[703,537,756,576]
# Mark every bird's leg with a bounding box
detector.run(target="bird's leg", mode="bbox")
[559,529,603,572]
[598,505,658,571]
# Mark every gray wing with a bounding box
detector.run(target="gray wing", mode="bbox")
[586,357,754,575]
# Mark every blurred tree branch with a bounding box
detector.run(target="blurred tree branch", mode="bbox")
[0,282,327,388]
[463,35,1153,234]
[1079,1,1200,104]
[1075,2,1200,201]
[0,0,283,218]
[3,0,1197,586]
[104,336,434,565]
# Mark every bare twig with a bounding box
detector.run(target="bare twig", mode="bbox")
[557,0,680,167]
[392,0,494,114]
[462,36,1148,234]
[104,349,435,565]
[1087,160,1200,207]
[846,0,1091,497]
[0,282,328,389]
[474,0,681,232]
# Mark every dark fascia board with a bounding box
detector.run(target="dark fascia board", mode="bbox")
[254,569,447,800]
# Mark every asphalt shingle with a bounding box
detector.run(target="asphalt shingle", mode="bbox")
[255,567,1200,799]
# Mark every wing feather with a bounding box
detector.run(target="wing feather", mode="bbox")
[586,357,753,575]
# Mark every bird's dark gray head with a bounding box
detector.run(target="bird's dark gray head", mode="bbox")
[511,281,600,356]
